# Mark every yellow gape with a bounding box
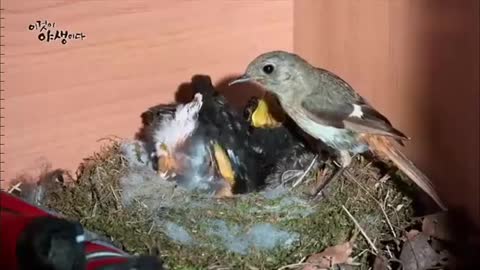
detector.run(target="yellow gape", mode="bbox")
[212,142,236,187]
[251,99,284,128]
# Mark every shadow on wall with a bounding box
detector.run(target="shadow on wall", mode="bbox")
[215,75,264,109]
[175,74,265,109]
[419,0,479,266]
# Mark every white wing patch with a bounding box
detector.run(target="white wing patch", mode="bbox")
[349,104,363,118]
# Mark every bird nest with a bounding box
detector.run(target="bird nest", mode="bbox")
[14,138,419,270]
[9,75,443,269]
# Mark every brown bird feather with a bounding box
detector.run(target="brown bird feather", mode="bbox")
[361,134,447,211]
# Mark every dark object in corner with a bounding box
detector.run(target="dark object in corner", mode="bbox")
[1,191,86,270]
[16,216,87,270]
[1,191,166,270]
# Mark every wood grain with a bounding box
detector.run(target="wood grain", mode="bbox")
[2,0,293,183]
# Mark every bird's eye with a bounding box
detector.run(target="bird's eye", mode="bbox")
[262,64,274,74]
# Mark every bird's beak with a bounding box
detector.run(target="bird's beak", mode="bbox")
[228,74,252,86]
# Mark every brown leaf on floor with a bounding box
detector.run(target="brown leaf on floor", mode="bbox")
[405,229,421,241]
[399,231,449,270]
[302,240,354,270]
[373,255,389,270]
[422,211,452,241]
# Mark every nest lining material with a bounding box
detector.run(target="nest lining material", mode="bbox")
[28,137,415,270]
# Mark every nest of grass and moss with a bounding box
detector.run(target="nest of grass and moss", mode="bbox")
[15,137,421,270]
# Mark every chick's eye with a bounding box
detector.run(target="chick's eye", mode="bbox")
[262,64,274,74]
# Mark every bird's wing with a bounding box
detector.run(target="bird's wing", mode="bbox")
[300,92,409,141]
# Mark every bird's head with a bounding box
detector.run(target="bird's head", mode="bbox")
[229,50,310,96]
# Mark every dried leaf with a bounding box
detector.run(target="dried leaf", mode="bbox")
[422,212,452,241]
[400,232,447,270]
[405,229,421,241]
[373,255,389,270]
[302,241,354,269]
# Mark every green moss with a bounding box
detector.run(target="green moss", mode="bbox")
[41,141,415,270]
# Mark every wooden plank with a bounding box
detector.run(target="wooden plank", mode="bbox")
[2,0,294,182]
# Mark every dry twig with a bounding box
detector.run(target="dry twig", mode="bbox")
[344,170,397,238]
[341,205,379,254]
[292,155,318,188]
[7,182,22,193]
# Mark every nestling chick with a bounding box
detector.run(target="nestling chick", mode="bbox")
[244,95,322,188]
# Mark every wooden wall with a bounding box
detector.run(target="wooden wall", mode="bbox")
[1,0,293,182]
[295,0,479,225]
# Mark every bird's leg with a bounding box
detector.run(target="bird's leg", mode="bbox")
[313,149,352,196]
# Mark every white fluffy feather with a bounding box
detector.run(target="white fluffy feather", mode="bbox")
[153,93,203,153]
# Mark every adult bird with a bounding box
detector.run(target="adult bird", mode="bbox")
[229,50,446,210]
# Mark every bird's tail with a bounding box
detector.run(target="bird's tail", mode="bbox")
[363,135,447,211]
